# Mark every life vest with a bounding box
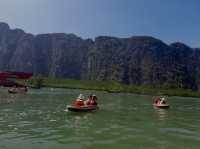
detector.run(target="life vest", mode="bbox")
[74,99,84,107]
[88,99,98,106]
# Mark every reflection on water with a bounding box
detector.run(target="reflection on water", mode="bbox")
[154,108,169,121]
[0,88,199,149]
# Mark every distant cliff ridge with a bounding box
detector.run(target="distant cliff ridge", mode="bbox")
[0,22,200,90]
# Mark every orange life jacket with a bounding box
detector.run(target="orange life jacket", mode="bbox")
[74,99,84,107]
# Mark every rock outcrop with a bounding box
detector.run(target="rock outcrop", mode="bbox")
[0,22,200,90]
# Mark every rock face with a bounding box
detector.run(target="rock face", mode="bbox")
[0,23,92,79]
[0,22,200,90]
[86,37,200,90]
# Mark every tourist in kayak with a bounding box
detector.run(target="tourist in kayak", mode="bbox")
[92,95,98,105]
[85,94,98,106]
[160,97,167,104]
[84,95,92,105]
[74,94,85,107]
[154,97,161,104]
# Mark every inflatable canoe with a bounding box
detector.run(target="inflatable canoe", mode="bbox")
[8,87,27,94]
[65,105,99,112]
[8,89,18,94]
[153,103,170,109]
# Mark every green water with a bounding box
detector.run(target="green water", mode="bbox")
[0,88,199,149]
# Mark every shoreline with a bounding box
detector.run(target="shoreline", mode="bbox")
[19,77,200,98]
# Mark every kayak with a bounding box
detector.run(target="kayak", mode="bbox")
[8,89,17,94]
[65,105,99,112]
[8,86,28,94]
[153,103,170,109]
[8,87,27,94]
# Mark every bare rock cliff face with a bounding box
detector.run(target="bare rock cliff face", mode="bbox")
[0,23,92,79]
[86,36,200,89]
[0,22,200,90]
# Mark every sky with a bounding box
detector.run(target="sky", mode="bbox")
[0,0,199,47]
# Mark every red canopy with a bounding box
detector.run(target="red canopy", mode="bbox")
[0,71,33,79]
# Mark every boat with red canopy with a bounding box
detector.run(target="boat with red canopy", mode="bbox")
[0,71,32,79]
[0,71,33,93]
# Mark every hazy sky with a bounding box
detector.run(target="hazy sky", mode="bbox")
[0,0,199,47]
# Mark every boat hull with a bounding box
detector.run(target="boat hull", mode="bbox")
[66,105,99,112]
[8,90,18,94]
[153,104,169,109]
[8,87,28,94]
